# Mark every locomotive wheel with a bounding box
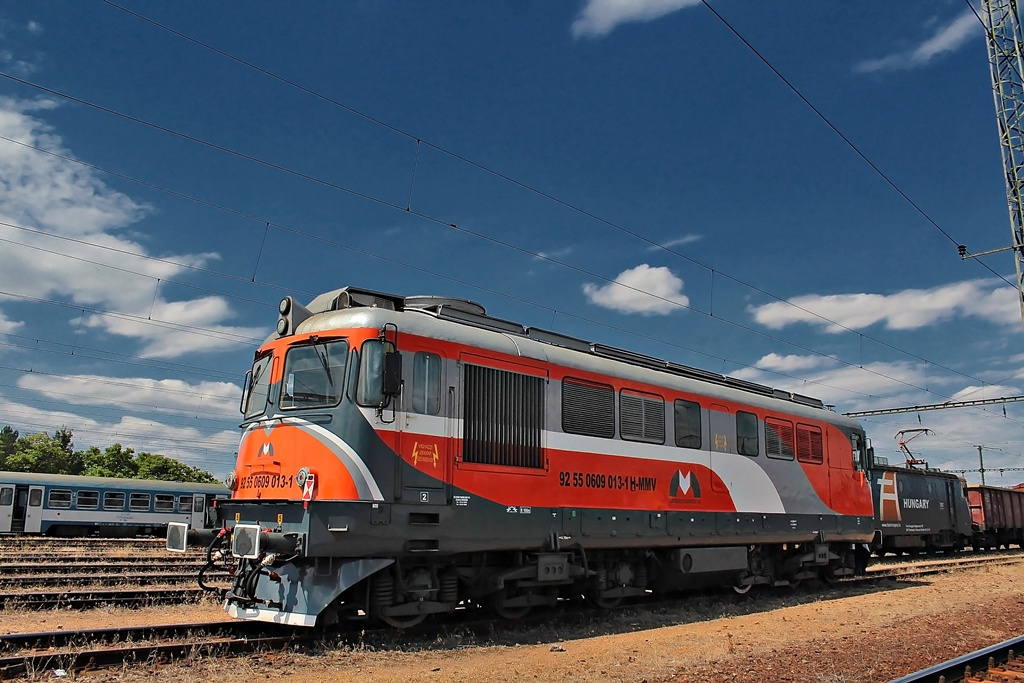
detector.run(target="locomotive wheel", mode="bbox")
[732,571,753,594]
[490,587,531,619]
[586,590,622,609]
[379,611,428,629]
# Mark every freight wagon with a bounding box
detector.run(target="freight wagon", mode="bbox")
[968,484,1024,549]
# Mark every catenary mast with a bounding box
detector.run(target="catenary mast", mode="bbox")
[983,0,1024,333]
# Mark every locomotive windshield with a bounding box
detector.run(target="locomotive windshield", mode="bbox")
[280,339,349,410]
[242,353,272,419]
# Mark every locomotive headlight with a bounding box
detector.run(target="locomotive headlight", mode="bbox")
[276,318,289,335]
[232,523,262,559]
[295,466,310,487]
[225,471,238,491]
[166,521,189,553]
[278,297,291,315]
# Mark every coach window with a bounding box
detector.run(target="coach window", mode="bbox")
[77,490,99,509]
[129,493,151,512]
[154,494,175,512]
[0,487,11,506]
[280,340,348,410]
[765,417,795,460]
[674,399,702,449]
[28,489,42,507]
[48,489,72,509]
[620,389,665,444]
[178,495,193,513]
[796,424,824,464]
[562,377,615,438]
[736,411,759,456]
[412,351,442,415]
[194,496,205,513]
[104,491,125,510]
[243,352,272,419]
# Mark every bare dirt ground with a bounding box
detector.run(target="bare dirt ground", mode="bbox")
[5,561,1023,682]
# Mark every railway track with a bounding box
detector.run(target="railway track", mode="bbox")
[0,620,313,679]
[0,572,227,590]
[0,547,1017,612]
[891,633,1024,682]
[0,587,211,610]
[0,557,205,569]
[0,550,1020,677]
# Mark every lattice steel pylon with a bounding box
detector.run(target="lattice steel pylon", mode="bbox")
[984,0,1024,334]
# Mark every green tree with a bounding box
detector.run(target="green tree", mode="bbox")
[136,452,219,483]
[81,442,139,478]
[0,425,17,468]
[4,432,75,474]
[0,425,219,483]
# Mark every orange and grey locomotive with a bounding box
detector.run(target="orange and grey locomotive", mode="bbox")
[169,286,875,627]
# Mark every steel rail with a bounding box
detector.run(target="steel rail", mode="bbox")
[0,619,312,679]
[889,633,1024,682]
[0,587,210,609]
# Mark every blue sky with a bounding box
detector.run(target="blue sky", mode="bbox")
[0,0,1021,485]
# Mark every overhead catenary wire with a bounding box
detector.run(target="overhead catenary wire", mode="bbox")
[0,5,1017,461]
[96,1,1021,342]
[0,74,1000,404]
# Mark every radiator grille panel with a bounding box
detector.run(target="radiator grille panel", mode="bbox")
[463,364,544,468]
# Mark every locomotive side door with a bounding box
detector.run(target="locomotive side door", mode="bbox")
[191,494,207,529]
[708,404,733,494]
[0,484,13,533]
[397,349,450,505]
[945,480,956,528]
[24,485,43,533]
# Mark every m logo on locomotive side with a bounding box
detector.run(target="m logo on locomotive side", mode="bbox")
[669,470,701,502]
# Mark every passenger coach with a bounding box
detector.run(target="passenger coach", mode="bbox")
[0,471,227,536]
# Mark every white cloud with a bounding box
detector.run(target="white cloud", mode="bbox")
[732,359,934,409]
[855,10,980,73]
[572,0,701,39]
[536,246,574,260]
[0,49,38,78]
[17,373,241,418]
[0,310,23,334]
[83,298,265,359]
[583,264,689,315]
[750,279,1020,333]
[27,21,42,35]
[754,353,834,373]
[647,234,702,251]
[731,357,1024,483]
[0,395,239,477]
[948,384,1022,402]
[0,98,263,358]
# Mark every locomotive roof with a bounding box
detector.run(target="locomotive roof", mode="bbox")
[287,286,860,428]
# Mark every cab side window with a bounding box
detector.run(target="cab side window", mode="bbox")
[674,399,702,449]
[412,352,442,415]
[736,411,759,456]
